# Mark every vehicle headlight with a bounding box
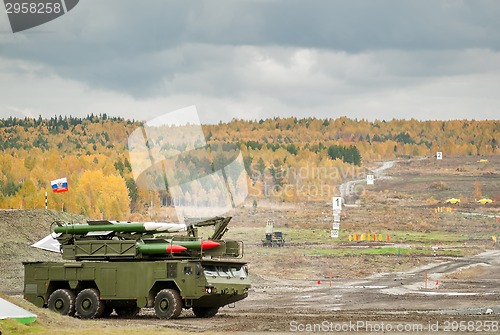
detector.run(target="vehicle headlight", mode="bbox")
[205,286,216,294]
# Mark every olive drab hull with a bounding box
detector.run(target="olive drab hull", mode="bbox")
[24,259,250,317]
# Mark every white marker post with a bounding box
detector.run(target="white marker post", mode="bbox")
[332,197,342,239]
[436,152,443,160]
[333,197,342,212]
[367,174,374,185]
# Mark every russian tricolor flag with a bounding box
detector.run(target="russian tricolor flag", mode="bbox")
[51,178,68,193]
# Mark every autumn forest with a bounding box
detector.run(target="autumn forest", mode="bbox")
[0,115,497,220]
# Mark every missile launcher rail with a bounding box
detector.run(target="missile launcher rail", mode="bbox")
[52,216,243,261]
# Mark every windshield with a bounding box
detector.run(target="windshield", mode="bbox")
[203,265,218,277]
[230,265,248,278]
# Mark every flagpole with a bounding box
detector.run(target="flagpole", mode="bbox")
[45,192,48,210]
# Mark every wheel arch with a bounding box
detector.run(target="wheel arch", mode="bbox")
[45,281,98,308]
[75,280,98,293]
[45,281,71,305]
[147,281,181,308]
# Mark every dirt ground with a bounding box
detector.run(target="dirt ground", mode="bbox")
[1,155,499,334]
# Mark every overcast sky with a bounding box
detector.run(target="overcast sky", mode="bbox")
[0,0,499,124]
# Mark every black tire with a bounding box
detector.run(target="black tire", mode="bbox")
[192,306,219,318]
[154,289,182,319]
[75,288,105,319]
[115,306,140,318]
[47,288,76,316]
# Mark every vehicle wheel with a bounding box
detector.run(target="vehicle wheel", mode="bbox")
[47,289,76,316]
[192,306,219,318]
[75,288,105,319]
[115,306,140,317]
[154,289,182,319]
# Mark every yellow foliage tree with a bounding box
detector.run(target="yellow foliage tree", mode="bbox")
[71,170,130,220]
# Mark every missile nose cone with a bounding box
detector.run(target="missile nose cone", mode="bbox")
[166,245,188,253]
[200,240,221,250]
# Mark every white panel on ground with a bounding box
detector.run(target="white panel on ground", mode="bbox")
[0,298,37,324]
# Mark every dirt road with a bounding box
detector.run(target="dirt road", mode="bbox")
[339,159,397,204]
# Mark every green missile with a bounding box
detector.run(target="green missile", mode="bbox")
[137,243,188,254]
[53,221,186,235]
[173,240,221,251]
[136,240,220,254]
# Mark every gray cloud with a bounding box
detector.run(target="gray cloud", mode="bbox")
[0,0,499,122]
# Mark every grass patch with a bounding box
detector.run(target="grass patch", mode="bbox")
[307,247,462,257]
[381,230,468,244]
[0,319,45,335]
[0,319,189,335]
[231,226,491,248]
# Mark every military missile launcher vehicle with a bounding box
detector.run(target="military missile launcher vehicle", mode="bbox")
[23,216,250,319]
[262,220,285,247]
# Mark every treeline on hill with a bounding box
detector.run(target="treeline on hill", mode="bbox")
[0,115,497,219]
